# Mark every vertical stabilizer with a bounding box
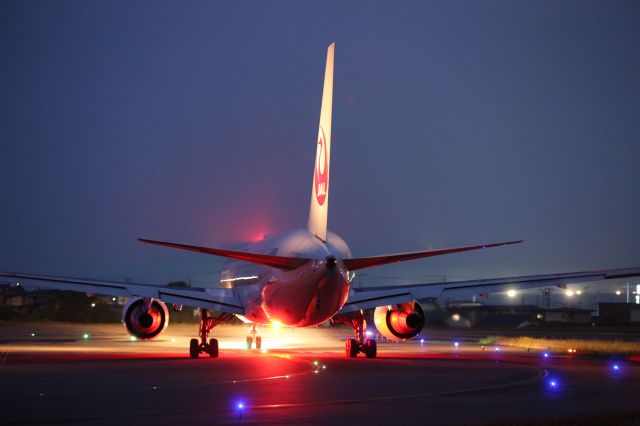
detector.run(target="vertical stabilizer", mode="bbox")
[308,42,334,242]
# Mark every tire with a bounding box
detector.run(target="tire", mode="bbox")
[255,336,262,350]
[246,335,253,349]
[208,338,219,358]
[346,338,358,358]
[364,338,377,358]
[189,338,199,359]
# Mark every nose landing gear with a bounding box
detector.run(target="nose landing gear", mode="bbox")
[246,323,262,350]
[334,310,377,358]
[189,309,233,359]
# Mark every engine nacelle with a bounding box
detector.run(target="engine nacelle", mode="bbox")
[373,302,425,341]
[122,297,169,340]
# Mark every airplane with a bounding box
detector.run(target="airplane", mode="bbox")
[2,43,639,359]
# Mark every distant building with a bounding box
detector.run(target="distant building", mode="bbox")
[541,308,592,325]
[598,303,640,325]
[445,303,593,328]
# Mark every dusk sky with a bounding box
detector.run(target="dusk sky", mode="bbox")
[1,1,639,290]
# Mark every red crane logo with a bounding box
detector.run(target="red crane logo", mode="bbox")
[314,127,328,206]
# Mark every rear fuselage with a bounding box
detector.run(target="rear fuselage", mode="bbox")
[220,228,352,326]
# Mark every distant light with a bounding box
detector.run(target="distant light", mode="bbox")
[567,348,576,353]
[507,290,517,298]
[365,330,373,337]
[454,341,459,348]
[31,332,35,337]
[83,333,89,339]
[565,290,574,297]
[420,338,425,344]
[236,401,245,410]
[112,297,116,301]
[313,360,319,366]
[322,365,327,369]
[171,338,176,343]
[543,352,550,358]
[90,303,96,308]
[16,282,20,286]
[494,347,500,352]
[613,364,620,371]
[616,290,622,296]
[130,336,137,341]
[576,290,582,295]
[451,314,461,321]
[546,376,561,391]
[271,320,283,330]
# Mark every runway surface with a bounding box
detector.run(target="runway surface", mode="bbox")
[1,322,639,425]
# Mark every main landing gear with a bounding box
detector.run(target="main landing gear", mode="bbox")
[334,310,377,358]
[189,309,233,359]
[246,323,262,350]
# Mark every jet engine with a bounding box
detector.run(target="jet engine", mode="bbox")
[122,297,169,340]
[373,302,425,341]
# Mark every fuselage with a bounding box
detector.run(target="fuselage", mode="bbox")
[220,228,353,326]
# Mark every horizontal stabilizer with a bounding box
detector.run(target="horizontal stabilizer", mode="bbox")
[138,238,311,270]
[343,240,523,271]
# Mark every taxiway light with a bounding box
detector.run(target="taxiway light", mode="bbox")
[494,347,500,352]
[612,364,620,372]
[507,290,516,298]
[543,352,550,358]
[83,333,89,339]
[420,338,425,344]
[236,402,245,410]
[454,341,460,348]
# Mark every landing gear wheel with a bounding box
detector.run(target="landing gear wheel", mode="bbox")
[255,336,262,350]
[189,338,199,359]
[346,338,358,358]
[364,338,377,358]
[246,335,253,349]
[208,338,219,358]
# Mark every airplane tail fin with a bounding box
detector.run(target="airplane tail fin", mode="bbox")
[307,42,334,242]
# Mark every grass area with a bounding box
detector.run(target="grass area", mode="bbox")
[487,335,640,356]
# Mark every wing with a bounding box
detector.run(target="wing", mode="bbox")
[0,272,244,314]
[138,238,309,270]
[343,240,522,271]
[339,266,640,313]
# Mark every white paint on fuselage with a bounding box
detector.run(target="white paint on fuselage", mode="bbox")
[220,228,352,326]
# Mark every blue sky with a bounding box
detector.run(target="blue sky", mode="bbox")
[1,1,639,291]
